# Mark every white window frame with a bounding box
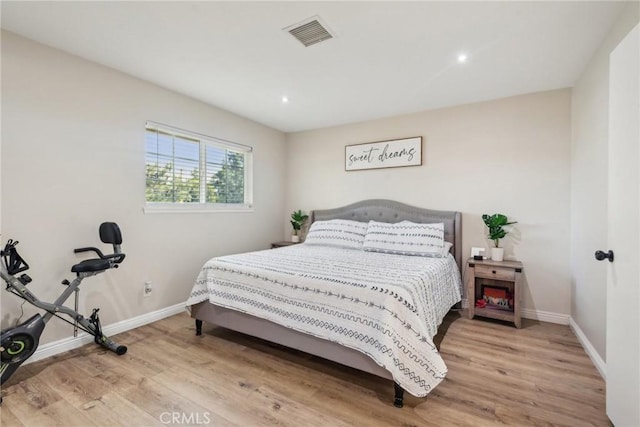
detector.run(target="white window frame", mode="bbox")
[144,121,254,214]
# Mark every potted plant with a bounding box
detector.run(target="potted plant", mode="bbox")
[482,213,517,261]
[290,210,309,243]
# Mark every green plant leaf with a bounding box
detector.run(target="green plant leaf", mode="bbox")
[482,213,516,246]
[290,209,308,231]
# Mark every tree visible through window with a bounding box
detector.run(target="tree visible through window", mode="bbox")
[145,123,252,208]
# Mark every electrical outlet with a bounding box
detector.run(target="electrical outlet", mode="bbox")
[144,281,152,297]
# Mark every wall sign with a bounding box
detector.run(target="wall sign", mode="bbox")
[345,136,422,171]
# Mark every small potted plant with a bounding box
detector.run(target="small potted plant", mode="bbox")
[482,213,517,261]
[290,210,309,243]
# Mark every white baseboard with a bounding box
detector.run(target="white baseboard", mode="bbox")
[569,317,606,380]
[521,308,570,325]
[26,302,187,364]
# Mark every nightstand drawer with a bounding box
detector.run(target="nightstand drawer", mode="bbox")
[474,265,515,281]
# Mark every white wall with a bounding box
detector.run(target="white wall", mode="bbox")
[0,31,287,344]
[286,89,572,317]
[571,2,640,362]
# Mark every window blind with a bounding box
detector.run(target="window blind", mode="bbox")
[144,122,253,208]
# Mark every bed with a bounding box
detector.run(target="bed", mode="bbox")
[187,199,462,407]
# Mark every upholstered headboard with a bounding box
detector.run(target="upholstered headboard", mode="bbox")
[311,199,462,273]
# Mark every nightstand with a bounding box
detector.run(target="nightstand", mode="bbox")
[271,241,300,249]
[466,258,523,328]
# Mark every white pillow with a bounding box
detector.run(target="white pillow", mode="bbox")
[438,241,454,258]
[304,219,368,250]
[363,220,446,256]
[386,241,452,258]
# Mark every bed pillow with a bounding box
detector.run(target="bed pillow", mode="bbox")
[304,219,368,250]
[363,220,446,256]
[439,241,454,258]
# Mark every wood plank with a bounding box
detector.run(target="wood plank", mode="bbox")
[150,366,273,426]
[249,384,354,427]
[0,311,608,426]
[120,377,231,426]
[9,399,98,427]
[0,373,64,424]
[78,391,161,426]
[29,360,113,407]
[72,350,148,392]
[0,404,26,427]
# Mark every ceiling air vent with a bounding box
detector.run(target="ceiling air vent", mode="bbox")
[284,16,334,47]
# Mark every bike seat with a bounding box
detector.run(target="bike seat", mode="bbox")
[71,258,111,273]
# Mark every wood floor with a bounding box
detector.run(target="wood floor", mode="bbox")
[0,311,610,426]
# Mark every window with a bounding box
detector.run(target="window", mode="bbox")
[144,122,253,212]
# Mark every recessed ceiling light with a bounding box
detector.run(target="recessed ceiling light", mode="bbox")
[457,53,468,63]
[282,96,289,103]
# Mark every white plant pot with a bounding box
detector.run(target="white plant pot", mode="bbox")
[291,235,300,243]
[491,247,504,262]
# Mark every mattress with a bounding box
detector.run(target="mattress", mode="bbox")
[186,244,462,397]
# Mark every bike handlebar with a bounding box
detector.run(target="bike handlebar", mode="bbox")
[2,240,29,275]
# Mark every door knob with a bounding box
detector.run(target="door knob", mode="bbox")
[595,250,614,262]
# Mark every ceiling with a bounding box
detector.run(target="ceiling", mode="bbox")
[0,1,626,133]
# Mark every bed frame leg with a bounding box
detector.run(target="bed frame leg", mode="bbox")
[393,382,404,408]
[195,319,203,336]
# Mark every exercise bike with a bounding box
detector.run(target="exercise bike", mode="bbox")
[0,222,128,391]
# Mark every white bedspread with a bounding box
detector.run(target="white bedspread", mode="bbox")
[186,244,462,397]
